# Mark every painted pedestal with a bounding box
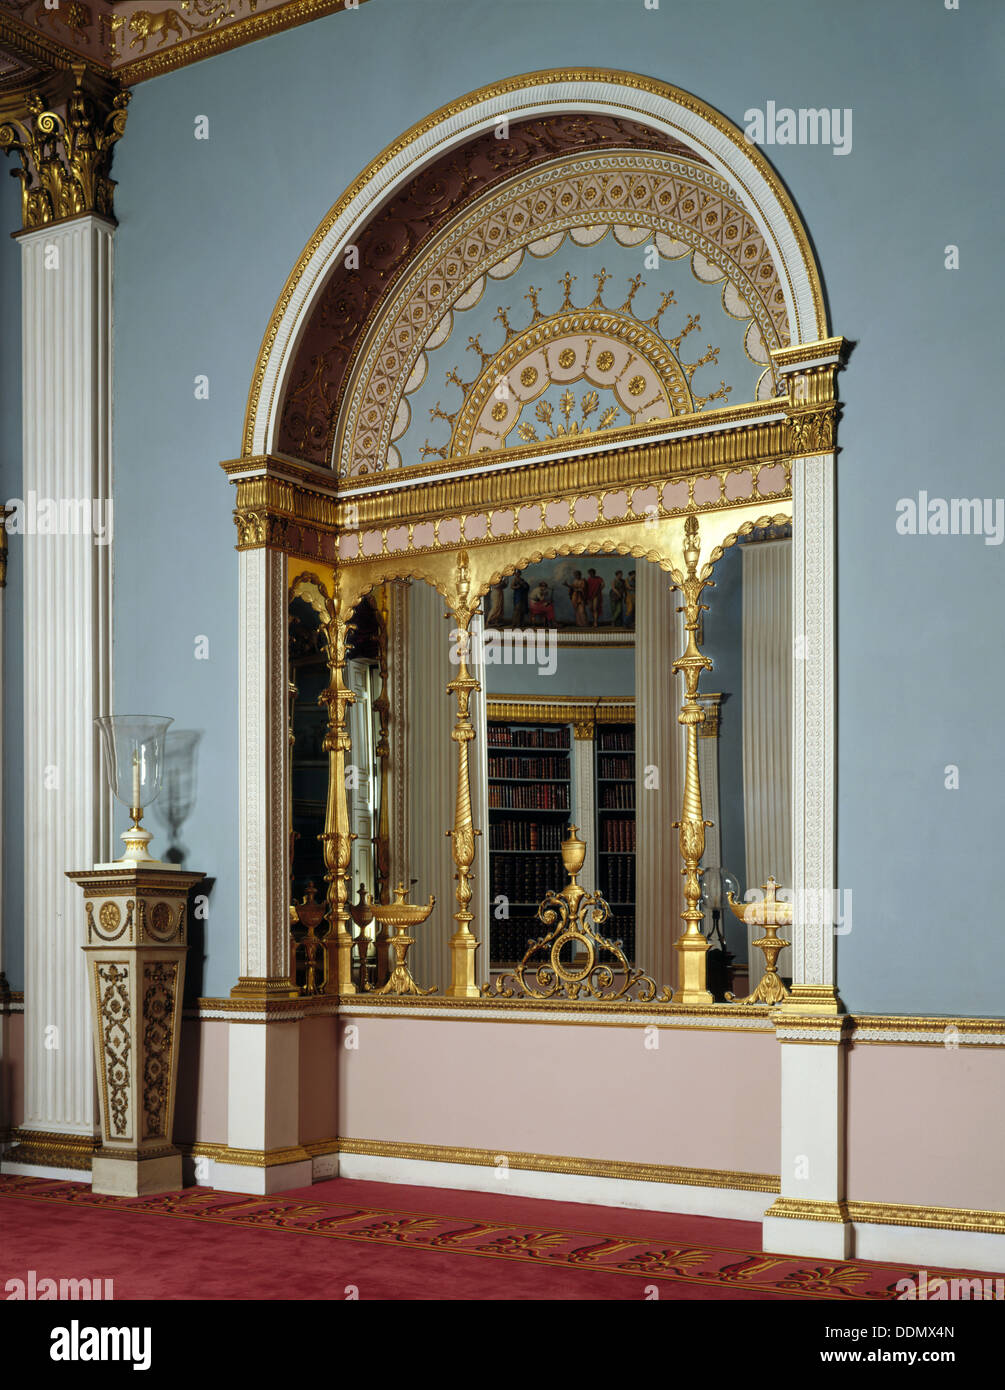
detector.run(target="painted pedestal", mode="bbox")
[66,866,204,1197]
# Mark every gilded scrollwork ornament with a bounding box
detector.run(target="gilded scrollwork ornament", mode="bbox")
[485,827,667,1003]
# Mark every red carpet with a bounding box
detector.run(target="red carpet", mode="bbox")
[0,1173,996,1301]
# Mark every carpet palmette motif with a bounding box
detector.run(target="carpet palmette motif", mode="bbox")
[0,1175,994,1300]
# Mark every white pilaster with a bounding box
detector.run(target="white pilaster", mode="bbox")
[790,455,836,993]
[635,565,684,987]
[237,544,290,985]
[742,538,793,984]
[763,1021,851,1258]
[407,582,457,991]
[19,217,113,1151]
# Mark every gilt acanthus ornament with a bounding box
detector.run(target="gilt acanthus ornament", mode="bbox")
[0,65,130,230]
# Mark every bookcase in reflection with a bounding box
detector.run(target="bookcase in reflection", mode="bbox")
[596,722,636,961]
[487,720,570,967]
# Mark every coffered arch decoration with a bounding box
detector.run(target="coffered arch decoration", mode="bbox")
[243,68,829,465]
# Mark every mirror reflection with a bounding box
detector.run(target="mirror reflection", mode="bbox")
[287,525,792,1000]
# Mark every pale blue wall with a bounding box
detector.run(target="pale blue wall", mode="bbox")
[27,0,996,1011]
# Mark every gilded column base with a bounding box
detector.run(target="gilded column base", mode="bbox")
[329,932,356,996]
[763,1197,854,1259]
[777,983,844,1016]
[445,929,480,999]
[230,975,299,1000]
[674,934,713,1005]
[7,1128,99,1171]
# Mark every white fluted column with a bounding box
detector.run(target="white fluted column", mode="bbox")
[572,731,596,894]
[741,538,793,985]
[13,218,113,1174]
[407,583,459,992]
[235,544,292,989]
[635,563,685,989]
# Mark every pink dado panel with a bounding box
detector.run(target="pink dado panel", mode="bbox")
[337,1017,780,1178]
[299,1014,339,1145]
[847,1045,1005,1211]
[174,1019,229,1147]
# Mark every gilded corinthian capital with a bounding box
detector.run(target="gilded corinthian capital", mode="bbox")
[0,63,129,230]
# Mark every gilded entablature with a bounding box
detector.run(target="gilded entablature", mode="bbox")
[0,0,365,85]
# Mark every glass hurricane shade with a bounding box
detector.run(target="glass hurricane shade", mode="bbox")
[699,866,739,914]
[95,715,174,812]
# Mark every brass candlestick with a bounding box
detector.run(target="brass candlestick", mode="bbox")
[727,876,792,1005]
[366,883,436,996]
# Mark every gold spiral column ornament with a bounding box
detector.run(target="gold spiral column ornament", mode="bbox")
[320,576,357,995]
[670,513,715,1004]
[444,553,482,998]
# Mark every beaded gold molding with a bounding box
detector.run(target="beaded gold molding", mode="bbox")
[336,1137,779,1194]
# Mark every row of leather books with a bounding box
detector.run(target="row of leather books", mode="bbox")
[490,852,565,905]
[489,820,566,851]
[600,783,635,808]
[600,853,636,905]
[597,729,634,751]
[490,916,540,965]
[487,754,570,780]
[601,819,636,851]
[488,783,570,810]
[598,754,634,779]
[487,724,571,749]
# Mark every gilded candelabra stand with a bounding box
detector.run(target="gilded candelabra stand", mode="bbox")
[364,883,436,996]
[290,882,328,996]
[670,513,715,1004]
[348,883,386,991]
[484,827,668,1003]
[727,876,792,1005]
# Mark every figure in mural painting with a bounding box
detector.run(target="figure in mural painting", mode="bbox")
[625,570,636,627]
[486,577,508,627]
[585,568,604,627]
[529,580,556,626]
[510,570,529,627]
[566,570,588,627]
[611,571,626,627]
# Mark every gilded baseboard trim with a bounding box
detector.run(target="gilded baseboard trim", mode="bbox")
[336,1138,780,1193]
[8,1128,99,1171]
[765,1197,850,1224]
[847,1200,1005,1236]
[178,1141,311,1169]
[767,1195,1005,1236]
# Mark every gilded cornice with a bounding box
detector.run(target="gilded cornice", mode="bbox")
[0,0,366,86]
[487,696,635,728]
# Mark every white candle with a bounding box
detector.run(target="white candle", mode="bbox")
[131,749,141,809]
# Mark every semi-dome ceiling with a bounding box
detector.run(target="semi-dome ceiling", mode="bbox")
[277,111,792,476]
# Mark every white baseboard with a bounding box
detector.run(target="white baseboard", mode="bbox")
[335,1150,775,1221]
[1,1160,89,1183]
[853,1221,1005,1276]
